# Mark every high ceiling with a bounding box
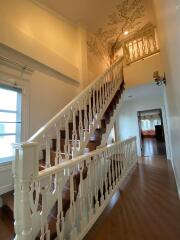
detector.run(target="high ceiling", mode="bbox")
[34,0,156,67]
[34,0,155,32]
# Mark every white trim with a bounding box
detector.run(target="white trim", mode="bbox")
[170,158,180,199]
[0,68,30,141]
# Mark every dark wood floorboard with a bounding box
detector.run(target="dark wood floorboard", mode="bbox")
[0,206,15,239]
[84,156,180,240]
[142,137,166,157]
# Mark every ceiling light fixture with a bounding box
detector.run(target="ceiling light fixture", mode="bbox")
[124,31,129,36]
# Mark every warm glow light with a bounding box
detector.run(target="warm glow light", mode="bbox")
[124,31,129,36]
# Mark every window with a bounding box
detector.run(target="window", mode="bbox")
[141,118,162,131]
[0,84,22,164]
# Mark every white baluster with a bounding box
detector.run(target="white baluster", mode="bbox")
[111,149,115,189]
[86,157,93,220]
[40,177,50,240]
[88,90,93,125]
[92,88,96,119]
[137,39,141,58]
[96,82,99,114]
[64,113,70,160]
[78,102,84,144]
[78,161,86,230]
[55,124,62,165]
[132,41,136,61]
[99,153,104,205]
[142,37,146,55]
[56,171,65,239]
[99,81,103,111]
[104,75,107,102]
[117,146,121,181]
[103,152,108,199]
[93,156,99,212]
[114,149,118,185]
[147,38,151,54]
[84,96,89,138]
[72,106,78,157]
[45,136,51,168]
[152,33,157,51]
[108,150,112,193]
[102,78,105,105]
[69,166,77,240]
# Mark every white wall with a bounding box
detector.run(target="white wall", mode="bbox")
[0,53,79,137]
[0,0,88,83]
[0,44,80,196]
[152,0,180,197]
[87,50,107,85]
[117,84,170,158]
[124,53,164,88]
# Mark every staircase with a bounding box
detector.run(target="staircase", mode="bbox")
[0,23,161,239]
[1,138,137,240]
[40,79,125,170]
[1,57,133,239]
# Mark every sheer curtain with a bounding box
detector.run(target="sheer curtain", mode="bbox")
[141,119,161,131]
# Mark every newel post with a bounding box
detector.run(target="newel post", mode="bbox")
[13,142,39,240]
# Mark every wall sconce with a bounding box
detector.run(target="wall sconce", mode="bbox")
[153,71,166,86]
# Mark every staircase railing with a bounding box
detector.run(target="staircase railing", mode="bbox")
[27,57,123,169]
[13,137,137,240]
[123,24,160,65]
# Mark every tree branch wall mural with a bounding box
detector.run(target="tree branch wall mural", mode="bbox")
[87,0,146,66]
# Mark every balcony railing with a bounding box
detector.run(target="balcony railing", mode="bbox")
[123,24,160,65]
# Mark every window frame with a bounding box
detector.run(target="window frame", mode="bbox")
[0,84,22,163]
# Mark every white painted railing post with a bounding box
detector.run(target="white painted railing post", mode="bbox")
[123,25,160,65]
[134,137,138,163]
[13,142,39,240]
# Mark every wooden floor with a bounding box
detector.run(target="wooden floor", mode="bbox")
[142,137,166,157]
[0,206,14,240]
[84,156,180,240]
[1,156,180,240]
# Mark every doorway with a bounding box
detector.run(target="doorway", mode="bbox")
[138,109,166,157]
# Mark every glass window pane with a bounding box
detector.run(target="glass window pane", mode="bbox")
[0,88,17,111]
[0,86,22,163]
[0,112,17,122]
[0,135,15,159]
[0,123,20,134]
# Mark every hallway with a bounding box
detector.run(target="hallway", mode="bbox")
[84,156,180,240]
[142,137,166,157]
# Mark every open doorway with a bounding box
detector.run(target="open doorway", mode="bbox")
[138,109,166,157]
